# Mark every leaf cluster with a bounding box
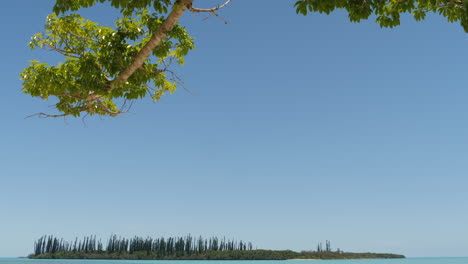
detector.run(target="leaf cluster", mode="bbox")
[21,3,194,117]
[294,0,468,31]
[22,0,467,118]
[53,0,173,16]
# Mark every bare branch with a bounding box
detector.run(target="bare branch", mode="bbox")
[95,99,125,116]
[208,11,228,24]
[45,43,81,58]
[67,31,99,43]
[189,0,233,13]
[26,112,69,118]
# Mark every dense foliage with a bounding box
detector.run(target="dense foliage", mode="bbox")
[30,235,404,260]
[22,5,193,117]
[31,249,302,260]
[295,0,468,30]
[22,0,467,117]
[299,251,405,260]
[32,235,254,258]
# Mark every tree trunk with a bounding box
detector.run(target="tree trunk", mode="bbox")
[110,0,193,90]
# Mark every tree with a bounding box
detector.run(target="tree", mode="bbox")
[21,0,468,118]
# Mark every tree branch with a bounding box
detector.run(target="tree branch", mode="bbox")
[189,0,233,13]
[109,0,194,91]
[26,112,69,118]
[46,43,81,58]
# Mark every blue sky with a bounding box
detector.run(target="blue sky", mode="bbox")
[1,0,467,258]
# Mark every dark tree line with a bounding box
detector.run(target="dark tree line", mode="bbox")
[33,235,254,257]
[316,240,332,252]
[34,235,103,255]
[32,236,405,260]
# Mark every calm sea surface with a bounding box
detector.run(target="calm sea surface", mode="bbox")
[0,259,467,264]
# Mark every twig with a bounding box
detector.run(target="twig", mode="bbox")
[26,112,69,118]
[189,0,233,13]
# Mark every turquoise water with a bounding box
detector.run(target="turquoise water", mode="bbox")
[0,259,467,264]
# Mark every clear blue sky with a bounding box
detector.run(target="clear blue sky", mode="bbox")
[1,0,467,258]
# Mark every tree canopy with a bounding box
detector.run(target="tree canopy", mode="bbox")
[21,0,468,117]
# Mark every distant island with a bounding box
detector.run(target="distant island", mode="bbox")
[29,235,405,260]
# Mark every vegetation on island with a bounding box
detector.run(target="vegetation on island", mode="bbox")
[29,235,405,260]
